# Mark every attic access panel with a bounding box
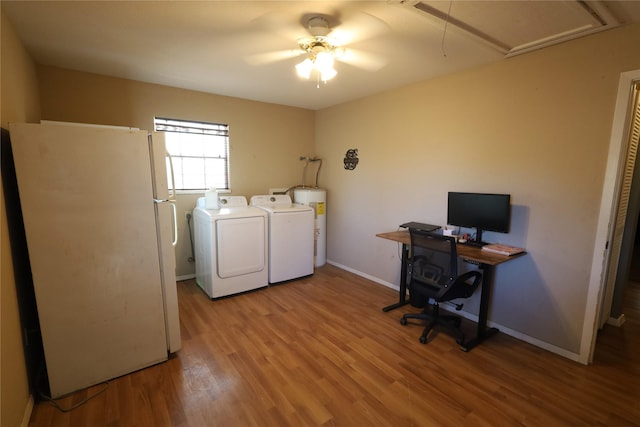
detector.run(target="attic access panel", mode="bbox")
[403,0,618,56]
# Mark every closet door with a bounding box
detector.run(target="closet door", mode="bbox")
[600,83,640,328]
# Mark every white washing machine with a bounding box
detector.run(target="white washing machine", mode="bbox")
[193,196,268,298]
[250,195,315,283]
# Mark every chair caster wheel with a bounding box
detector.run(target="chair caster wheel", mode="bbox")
[419,336,427,344]
[400,318,407,325]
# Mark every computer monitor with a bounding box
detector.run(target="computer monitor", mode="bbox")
[447,192,511,246]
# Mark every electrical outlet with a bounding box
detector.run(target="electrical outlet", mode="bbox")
[184,211,192,221]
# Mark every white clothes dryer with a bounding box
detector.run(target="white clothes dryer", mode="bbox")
[250,195,315,283]
[193,196,268,298]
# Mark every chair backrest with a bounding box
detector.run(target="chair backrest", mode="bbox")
[409,229,458,300]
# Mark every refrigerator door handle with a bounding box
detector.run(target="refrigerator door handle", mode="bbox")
[154,199,178,246]
[170,201,178,246]
[166,151,176,201]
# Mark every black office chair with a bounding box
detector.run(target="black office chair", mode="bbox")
[400,229,482,345]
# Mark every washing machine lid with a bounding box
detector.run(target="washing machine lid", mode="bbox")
[196,195,267,220]
[268,205,314,214]
[250,194,313,214]
[215,207,268,219]
[196,207,266,220]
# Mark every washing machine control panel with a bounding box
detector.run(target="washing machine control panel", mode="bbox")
[218,196,247,207]
[250,195,292,207]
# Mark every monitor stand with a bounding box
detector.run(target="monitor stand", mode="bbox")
[467,228,488,247]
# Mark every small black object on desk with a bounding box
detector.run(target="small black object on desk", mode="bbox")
[460,239,488,248]
[399,222,441,232]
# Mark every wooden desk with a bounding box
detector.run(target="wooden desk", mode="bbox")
[376,230,525,351]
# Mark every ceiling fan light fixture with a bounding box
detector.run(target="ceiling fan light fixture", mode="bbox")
[295,52,337,83]
[296,34,338,84]
[295,58,314,79]
[315,51,336,82]
[314,50,334,70]
[320,67,337,82]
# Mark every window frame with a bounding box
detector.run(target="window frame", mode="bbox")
[154,117,230,193]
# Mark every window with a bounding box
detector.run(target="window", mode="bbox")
[154,117,230,191]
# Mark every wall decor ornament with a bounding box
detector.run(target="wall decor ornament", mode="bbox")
[344,148,359,170]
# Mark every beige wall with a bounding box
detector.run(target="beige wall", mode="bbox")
[1,7,41,427]
[37,66,316,277]
[316,23,640,357]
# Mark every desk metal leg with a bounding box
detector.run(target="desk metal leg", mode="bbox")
[458,263,499,351]
[382,243,410,312]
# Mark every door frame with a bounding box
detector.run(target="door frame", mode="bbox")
[584,69,640,364]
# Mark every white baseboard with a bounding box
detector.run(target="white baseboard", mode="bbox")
[176,273,196,281]
[327,260,400,291]
[326,259,583,364]
[607,313,626,327]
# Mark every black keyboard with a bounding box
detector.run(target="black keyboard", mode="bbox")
[399,222,441,232]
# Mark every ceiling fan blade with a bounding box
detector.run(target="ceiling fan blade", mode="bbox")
[251,11,308,41]
[335,47,387,72]
[245,49,305,66]
[328,12,389,45]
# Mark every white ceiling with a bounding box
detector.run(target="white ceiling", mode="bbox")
[4,1,640,110]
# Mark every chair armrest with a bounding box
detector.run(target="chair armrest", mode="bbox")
[458,270,482,285]
[449,270,482,299]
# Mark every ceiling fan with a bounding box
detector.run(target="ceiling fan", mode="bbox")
[295,16,341,83]
[245,12,388,86]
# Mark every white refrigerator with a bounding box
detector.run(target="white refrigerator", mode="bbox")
[9,122,181,398]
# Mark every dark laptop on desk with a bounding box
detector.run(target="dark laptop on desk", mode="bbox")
[399,222,441,232]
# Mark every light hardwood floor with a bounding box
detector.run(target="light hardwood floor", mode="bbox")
[28,264,640,426]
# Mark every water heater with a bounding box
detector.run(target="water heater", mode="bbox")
[293,188,326,267]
